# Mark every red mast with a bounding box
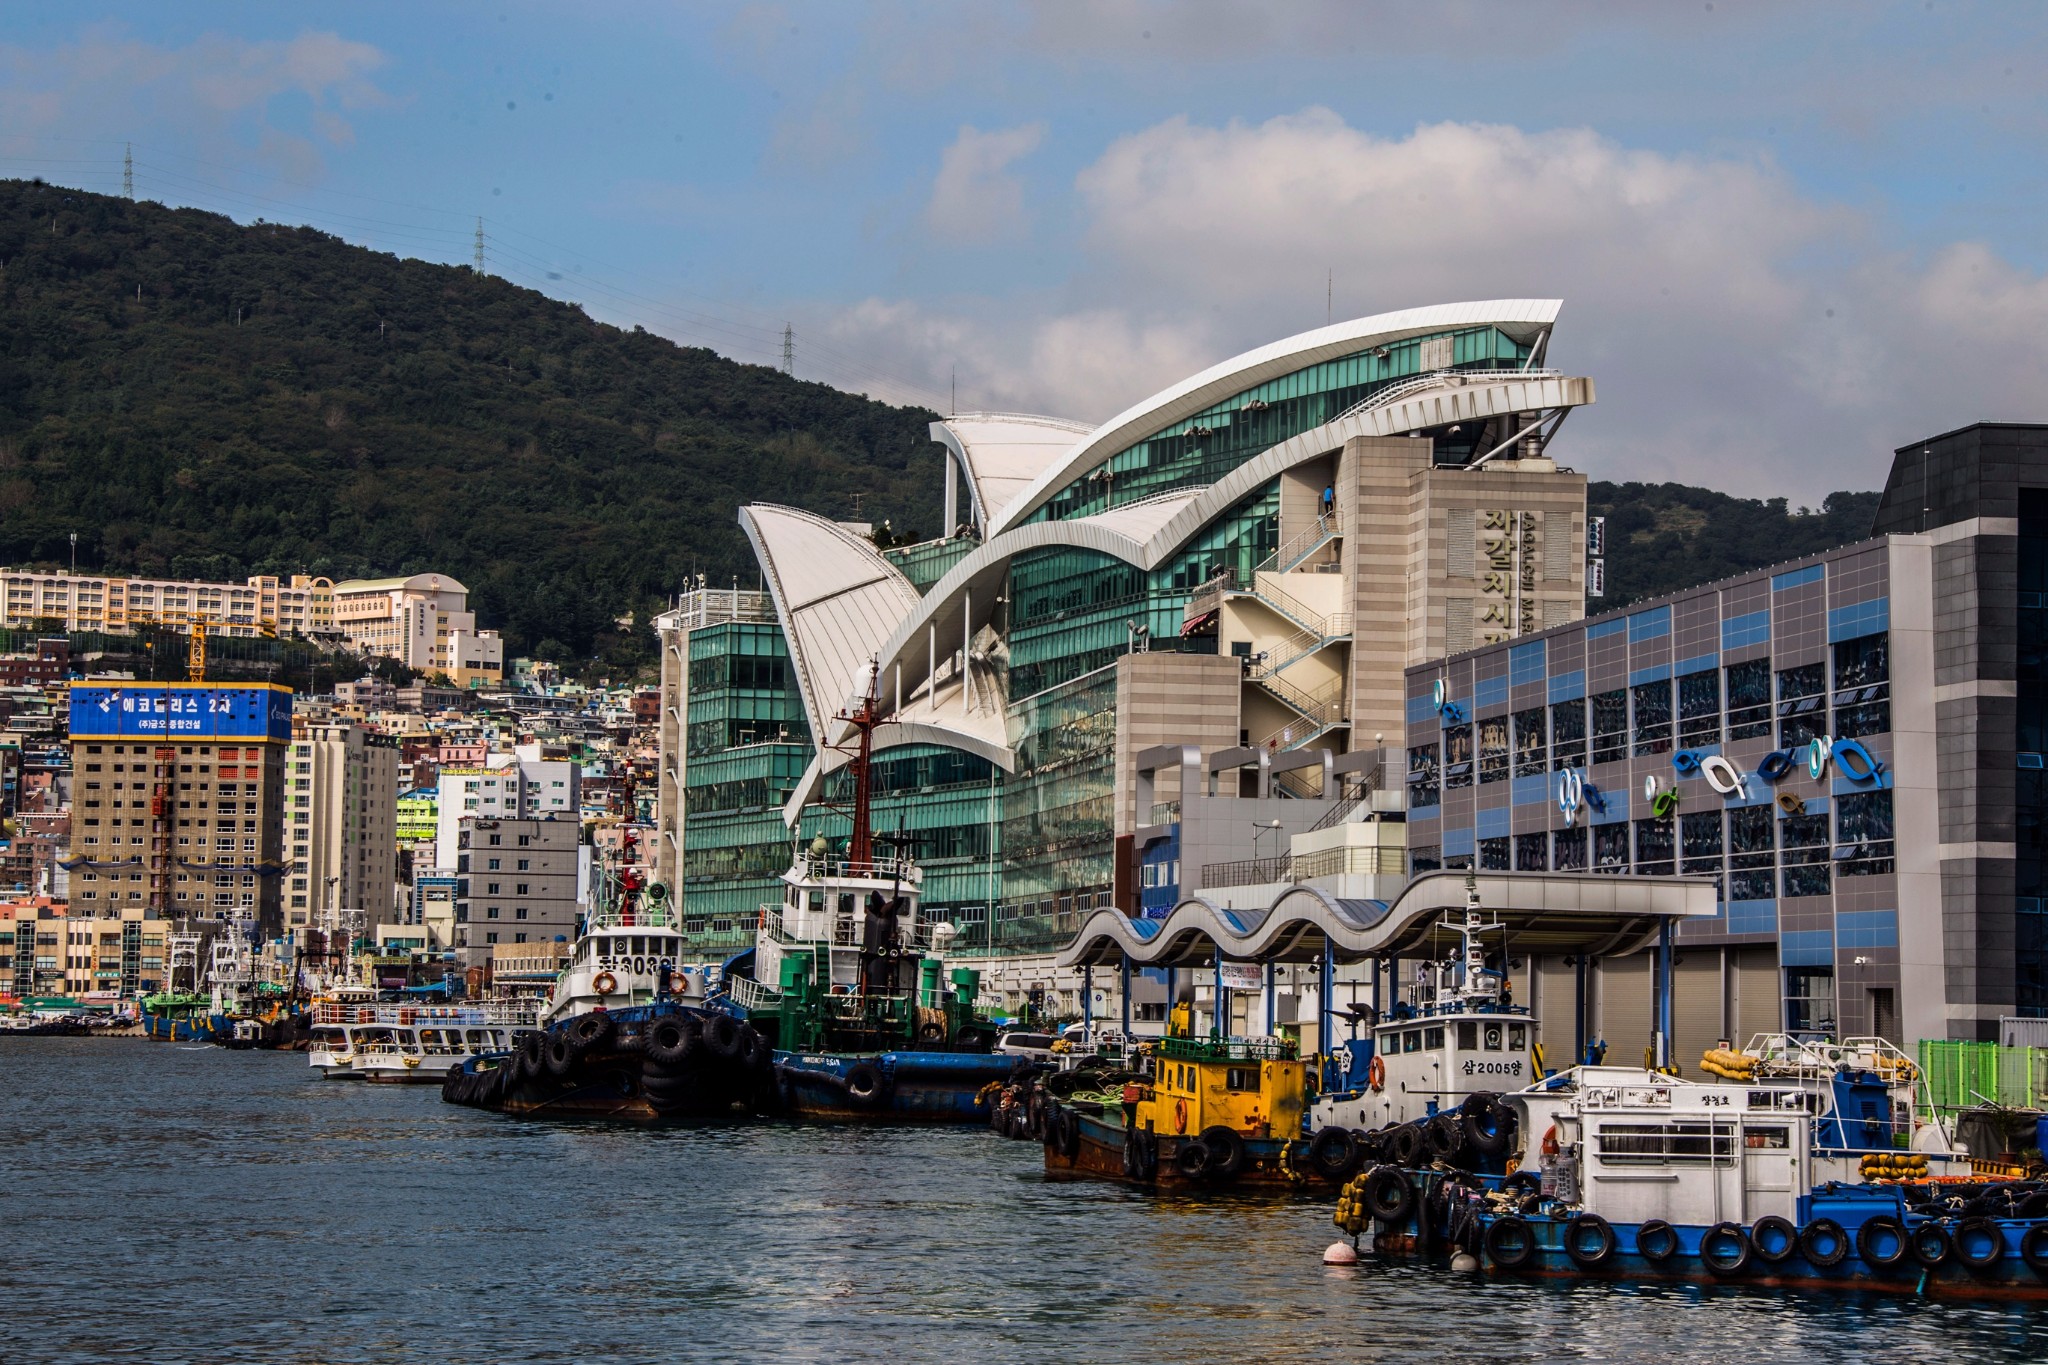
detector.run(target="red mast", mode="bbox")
[830,662,883,868]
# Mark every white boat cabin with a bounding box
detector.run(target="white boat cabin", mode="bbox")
[750,847,938,1004]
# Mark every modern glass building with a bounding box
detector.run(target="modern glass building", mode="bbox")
[659,300,1597,1000]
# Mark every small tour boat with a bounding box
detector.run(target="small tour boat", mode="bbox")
[306,1000,537,1083]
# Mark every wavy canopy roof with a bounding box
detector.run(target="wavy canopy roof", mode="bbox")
[988,299,1563,535]
[1056,872,1715,967]
[931,413,1094,532]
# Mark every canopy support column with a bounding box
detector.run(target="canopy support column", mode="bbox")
[1264,960,1276,1035]
[1120,954,1131,1038]
[1654,919,1673,1072]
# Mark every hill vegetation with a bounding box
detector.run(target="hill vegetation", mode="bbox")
[0,180,1884,667]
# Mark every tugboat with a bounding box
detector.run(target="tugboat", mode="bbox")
[705,664,1010,1124]
[1301,882,1530,1185]
[442,828,771,1121]
[1040,999,1314,1189]
[141,927,216,1042]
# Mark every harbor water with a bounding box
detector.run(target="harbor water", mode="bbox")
[3,1040,2045,1364]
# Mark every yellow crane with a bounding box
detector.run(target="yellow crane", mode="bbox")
[188,620,206,682]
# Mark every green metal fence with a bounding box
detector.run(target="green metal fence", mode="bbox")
[1918,1040,2048,1115]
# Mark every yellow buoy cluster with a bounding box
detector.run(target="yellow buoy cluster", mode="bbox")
[1332,1170,1373,1237]
[1699,1047,1757,1081]
[1861,1151,1929,1182]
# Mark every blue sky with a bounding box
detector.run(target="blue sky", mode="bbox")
[5,2,2047,497]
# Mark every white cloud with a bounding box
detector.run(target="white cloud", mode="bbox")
[925,122,1046,243]
[827,109,2048,498]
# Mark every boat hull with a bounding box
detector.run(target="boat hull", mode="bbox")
[773,1051,1012,1124]
[142,1015,216,1043]
[1045,1105,1321,1191]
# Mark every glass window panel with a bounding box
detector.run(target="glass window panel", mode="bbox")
[1478,716,1509,784]
[1551,698,1587,771]
[1514,832,1549,871]
[1777,664,1828,749]
[1479,837,1510,871]
[1726,658,1773,740]
[1634,817,1675,873]
[1443,725,1474,789]
[1591,689,1628,765]
[1407,743,1441,808]
[1594,824,1630,873]
[1553,826,1588,871]
[1633,679,1674,756]
[1677,670,1721,745]
[1514,707,1547,777]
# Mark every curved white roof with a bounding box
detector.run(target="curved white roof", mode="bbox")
[986,299,1563,536]
[738,506,921,743]
[931,413,1093,532]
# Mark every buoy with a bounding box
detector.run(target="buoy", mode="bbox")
[1451,1251,1480,1272]
[1323,1241,1360,1265]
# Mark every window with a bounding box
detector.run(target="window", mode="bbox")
[1726,659,1772,740]
[1514,832,1548,871]
[1478,716,1509,784]
[1836,790,1894,875]
[1591,689,1628,765]
[1634,817,1675,874]
[1786,966,1835,1035]
[1677,670,1721,745]
[1781,812,1831,897]
[1594,823,1629,873]
[1596,1122,1734,1166]
[488,858,501,870]
[1443,725,1473,789]
[1551,698,1587,770]
[1832,634,1890,737]
[1777,663,1827,749]
[1553,827,1588,871]
[1680,811,1724,876]
[1728,806,1775,900]
[1632,679,1673,756]
[1407,744,1440,808]
[1513,707,1547,776]
[1479,837,1509,871]
[1410,845,1441,875]
[517,859,530,871]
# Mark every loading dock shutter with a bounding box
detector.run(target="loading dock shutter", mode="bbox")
[1532,952,1579,1068]
[1598,953,1654,1069]
[1671,950,1725,1079]
[1733,945,1782,1044]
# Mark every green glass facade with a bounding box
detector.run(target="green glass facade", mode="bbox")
[882,534,979,594]
[1030,325,1530,523]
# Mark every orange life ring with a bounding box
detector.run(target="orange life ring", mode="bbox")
[1174,1097,1189,1134]
[592,971,618,996]
[1367,1055,1386,1092]
[1541,1123,1560,1157]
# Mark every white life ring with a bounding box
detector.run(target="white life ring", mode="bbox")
[592,971,618,996]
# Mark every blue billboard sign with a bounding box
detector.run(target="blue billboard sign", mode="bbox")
[69,684,292,741]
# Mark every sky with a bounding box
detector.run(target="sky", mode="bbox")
[4,1,2048,500]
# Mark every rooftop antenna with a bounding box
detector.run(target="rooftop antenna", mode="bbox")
[474,218,485,273]
[1327,268,1332,325]
[781,323,794,376]
[123,143,133,200]
[950,365,956,416]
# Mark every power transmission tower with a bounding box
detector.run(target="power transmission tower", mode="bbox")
[474,218,485,273]
[124,143,133,199]
[781,323,794,375]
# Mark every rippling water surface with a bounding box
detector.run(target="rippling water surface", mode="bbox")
[3,1040,2046,1364]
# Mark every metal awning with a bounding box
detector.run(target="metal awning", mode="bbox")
[1056,871,1717,968]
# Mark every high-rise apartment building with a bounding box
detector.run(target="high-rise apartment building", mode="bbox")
[0,571,333,637]
[67,682,293,931]
[433,756,580,868]
[451,816,579,966]
[285,722,400,931]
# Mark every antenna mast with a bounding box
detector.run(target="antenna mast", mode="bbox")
[781,323,794,375]
[474,218,485,273]
[124,143,133,200]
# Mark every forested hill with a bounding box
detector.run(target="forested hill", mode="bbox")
[0,179,1879,667]
[0,179,942,665]
[1586,483,1882,608]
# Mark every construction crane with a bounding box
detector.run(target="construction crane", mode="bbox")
[188,621,206,682]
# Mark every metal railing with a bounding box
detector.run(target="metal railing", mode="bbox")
[1259,512,1343,575]
[1251,672,1345,730]
[1332,368,1564,424]
[1201,854,1293,888]
[724,974,782,1011]
[1291,844,1405,879]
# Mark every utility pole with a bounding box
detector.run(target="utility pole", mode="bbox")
[474,218,485,273]
[781,323,794,376]
[69,532,77,575]
[123,143,133,200]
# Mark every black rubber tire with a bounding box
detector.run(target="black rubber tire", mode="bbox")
[2018,1190,2048,1220]
[844,1062,887,1107]
[1123,1128,1155,1181]
[1460,1089,1499,1117]
[1909,1223,1954,1269]
[1954,1216,2004,1269]
[918,1021,946,1043]
[2021,1224,2048,1273]
[1801,1217,1851,1268]
[703,1014,742,1060]
[517,1030,547,1078]
[1635,1219,1680,1263]
[1564,1213,1616,1269]
[644,1016,699,1068]
[1175,1141,1211,1179]
[1309,1126,1361,1180]
[734,1025,763,1070]
[1388,1122,1426,1168]
[1751,1214,1799,1265]
[1364,1165,1415,1224]
[1197,1125,1247,1178]
[1485,1215,1536,1270]
[568,1012,615,1051]
[955,1025,995,1052]
[1501,1170,1542,1198]
[1425,1111,1465,1161]
[1055,1106,1081,1159]
[1701,1221,1752,1275]
[1463,1101,1514,1158]
[544,1032,578,1078]
[1858,1216,1909,1270]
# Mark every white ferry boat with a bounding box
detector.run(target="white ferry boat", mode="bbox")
[306,1000,538,1083]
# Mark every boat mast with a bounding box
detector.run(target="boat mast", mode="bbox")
[838,662,881,868]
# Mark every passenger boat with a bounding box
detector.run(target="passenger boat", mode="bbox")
[305,1000,537,1083]
[443,827,772,1121]
[1041,1002,1314,1190]
[1340,1037,2048,1298]
[704,667,1009,1124]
